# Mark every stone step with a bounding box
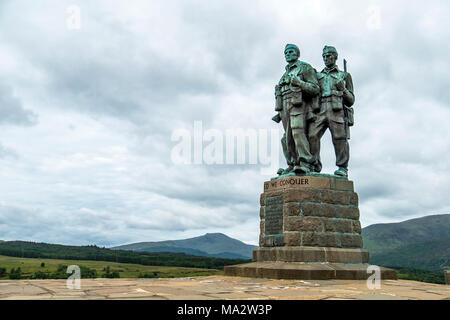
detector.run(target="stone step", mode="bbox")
[253,246,369,263]
[224,262,397,280]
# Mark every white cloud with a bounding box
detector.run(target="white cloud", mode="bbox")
[0,0,449,246]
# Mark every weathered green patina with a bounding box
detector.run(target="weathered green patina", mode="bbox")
[273,44,319,177]
[309,46,355,177]
[273,44,355,179]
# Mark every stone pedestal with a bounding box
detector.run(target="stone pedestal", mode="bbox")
[224,174,397,280]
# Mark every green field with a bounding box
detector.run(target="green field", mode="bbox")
[0,255,223,280]
[0,241,249,269]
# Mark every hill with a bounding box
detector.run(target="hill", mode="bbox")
[362,214,450,271]
[362,214,450,254]
[113,233,257,259]
[369,237,450,271]
[0,241,250,270]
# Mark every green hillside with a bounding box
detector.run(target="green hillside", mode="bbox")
[127,245,249,259]
[362,214,450,271]
[369,237,450,272]
[0,241,250,270]
[362,214,450,254]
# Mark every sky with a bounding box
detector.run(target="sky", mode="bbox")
[0,0,449,246]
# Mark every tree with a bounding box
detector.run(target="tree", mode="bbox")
[9,267,22,279]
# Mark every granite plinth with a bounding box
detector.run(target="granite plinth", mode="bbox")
[224,175,397,281]
[259,175,362,248]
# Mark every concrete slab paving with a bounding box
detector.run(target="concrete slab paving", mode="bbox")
[0,276,449,300]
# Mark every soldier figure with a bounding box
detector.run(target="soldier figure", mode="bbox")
[274,44,320,176]
[308,46,355,177]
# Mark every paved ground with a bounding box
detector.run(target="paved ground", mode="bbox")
[0,276,449,300]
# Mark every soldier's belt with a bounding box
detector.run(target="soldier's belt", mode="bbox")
[320,95,343,111]
[321,90,343,99]
[319,96,333,102]
[320,95,343,102]
[282,93,302,105]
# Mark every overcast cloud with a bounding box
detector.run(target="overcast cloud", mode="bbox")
[0,0,449,246]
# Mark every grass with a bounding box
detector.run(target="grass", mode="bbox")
[0,255,224,280]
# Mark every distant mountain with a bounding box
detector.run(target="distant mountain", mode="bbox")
[113,233,257,259]
[362,214,450,271]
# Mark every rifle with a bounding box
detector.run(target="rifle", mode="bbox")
[343,58,354,128]
[272,113,282,123]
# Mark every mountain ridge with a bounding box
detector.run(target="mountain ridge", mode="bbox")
[113,233,257,259]
[362,214,450,271]
[362,214,450,252]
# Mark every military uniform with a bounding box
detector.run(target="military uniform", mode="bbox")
[308,65,355,173]
[275,60,319,172]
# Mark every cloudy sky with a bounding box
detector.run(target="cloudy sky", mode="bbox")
[0,0,449,246]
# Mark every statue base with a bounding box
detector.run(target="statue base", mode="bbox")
[224,262,397,280]
[224,175,397,280]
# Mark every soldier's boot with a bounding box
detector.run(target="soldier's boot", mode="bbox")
[293,166,309,175]
[293,163,311,175]
[282,165,295,175]
[334,167,348,177]
[277,165,294,176]
[311,162,322,173]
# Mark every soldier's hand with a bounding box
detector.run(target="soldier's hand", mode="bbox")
[336,80,346,91]
[307,111,317,123]
[290,75,302,87]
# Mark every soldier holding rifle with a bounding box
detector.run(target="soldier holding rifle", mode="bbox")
[308,46,355,177]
